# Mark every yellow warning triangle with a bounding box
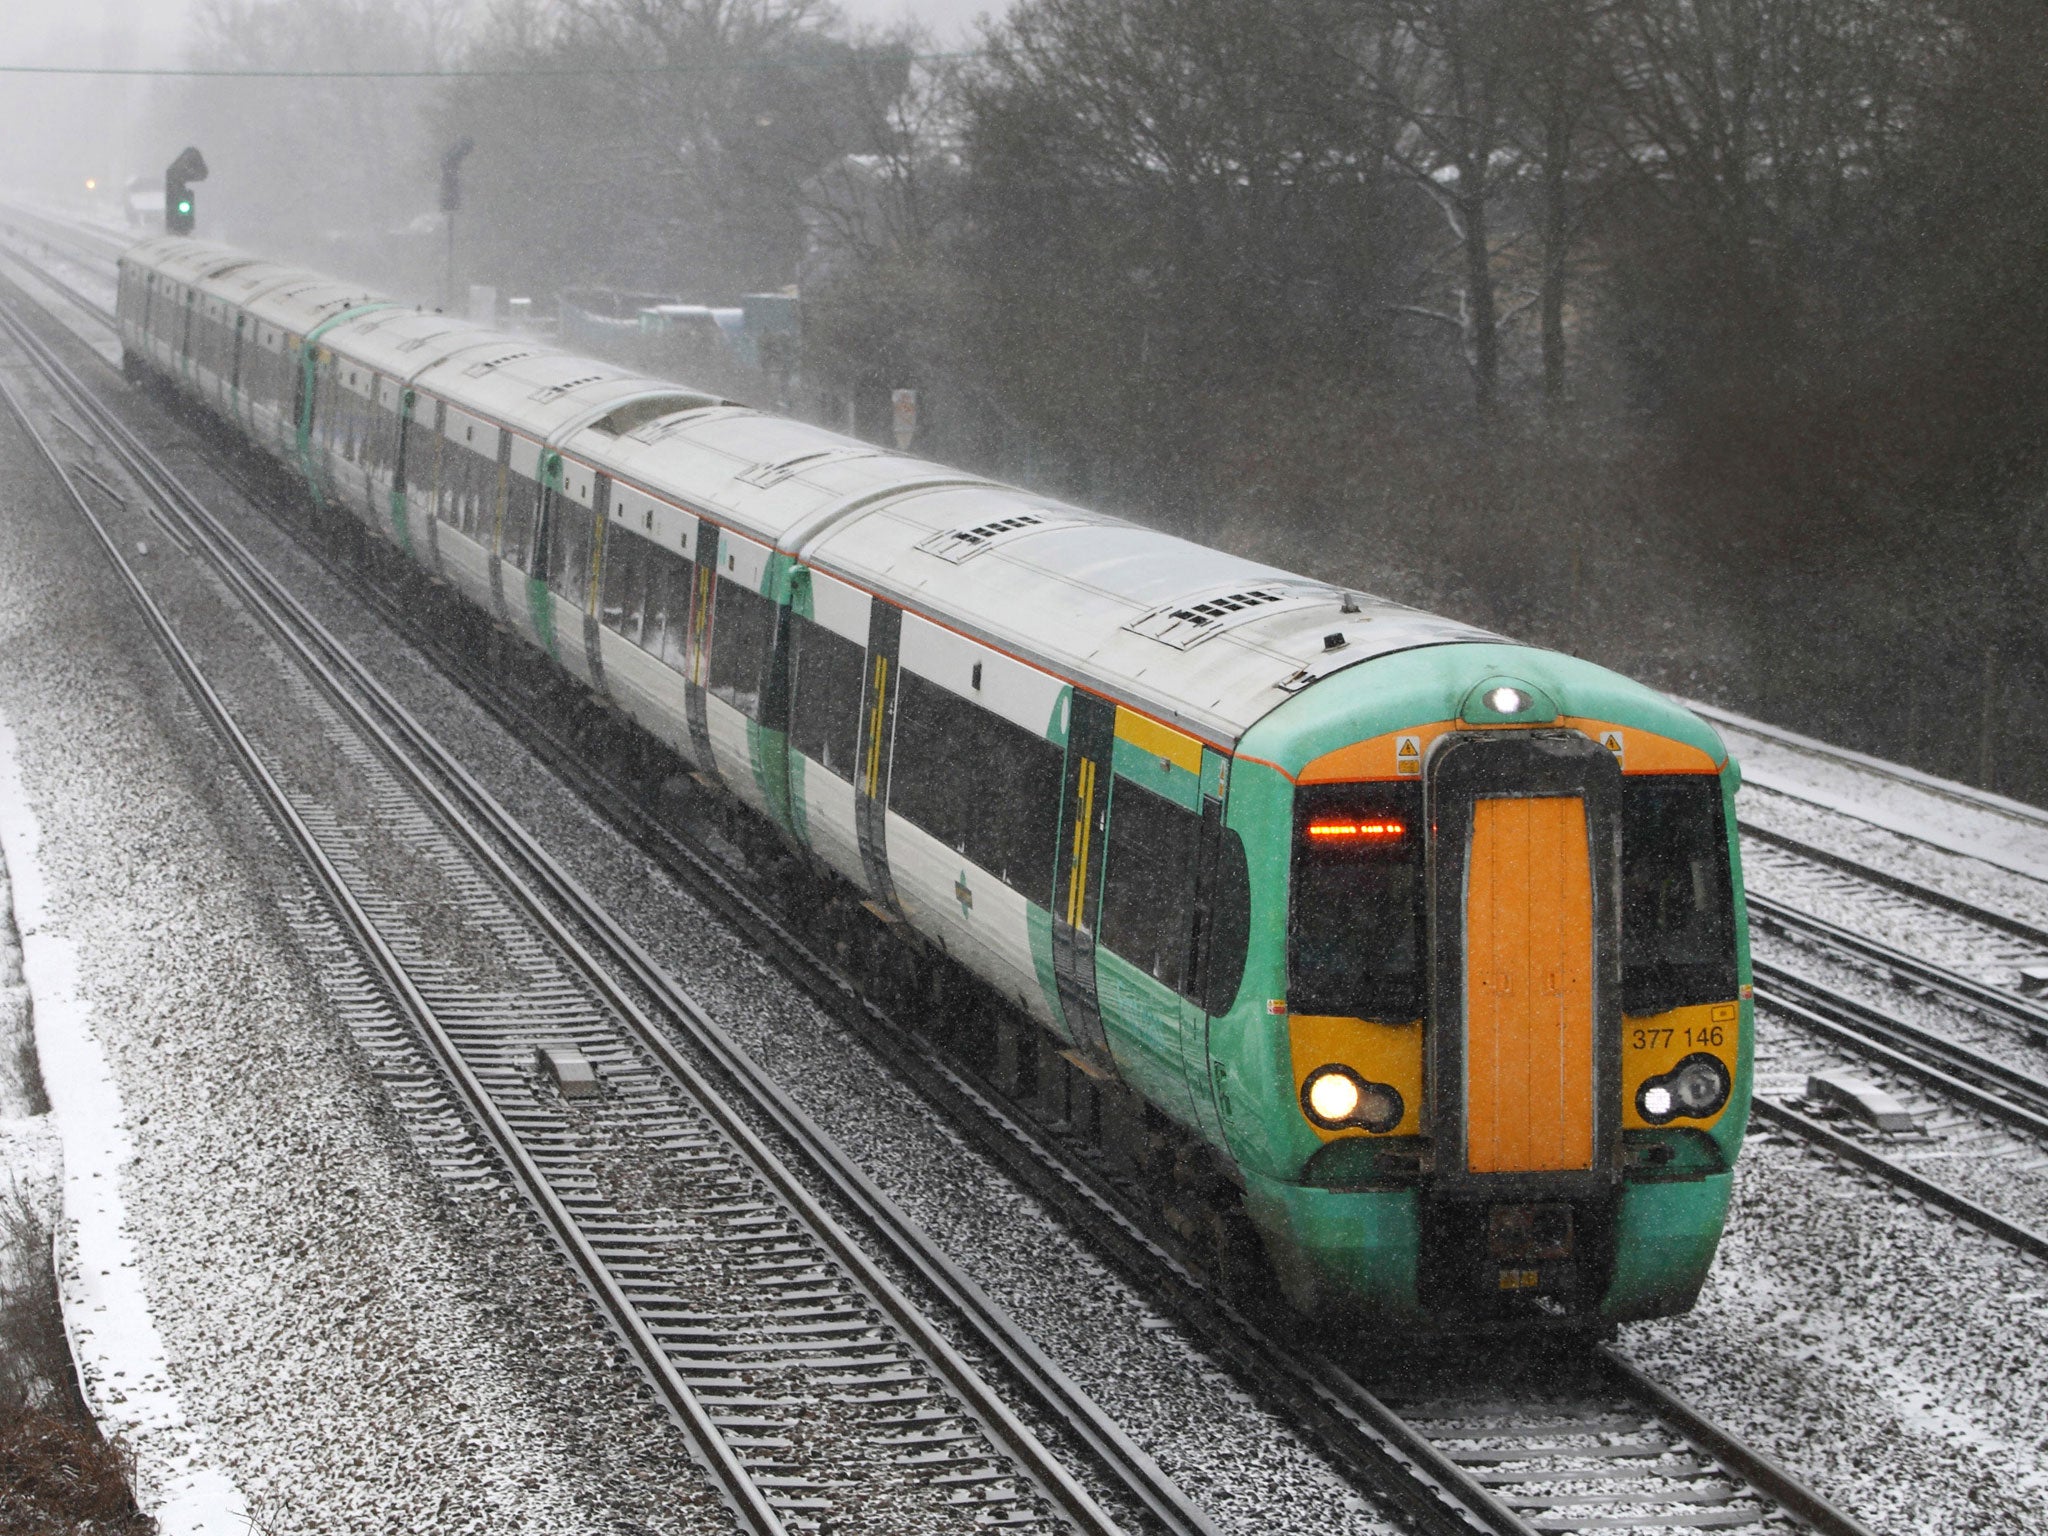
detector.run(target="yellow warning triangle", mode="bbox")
[1601,732,1623,752]
[1396,738,1420,757]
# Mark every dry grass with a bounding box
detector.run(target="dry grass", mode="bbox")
[0,1184,70,1420]
[0,1407,154,1533]
[0,1187,153,1529]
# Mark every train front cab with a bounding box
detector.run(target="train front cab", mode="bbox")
[1224,646,1750,1329]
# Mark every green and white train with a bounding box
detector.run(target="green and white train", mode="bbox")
[119,233,1753,1327]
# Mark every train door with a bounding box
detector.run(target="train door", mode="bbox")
[522,450,565,657]
[1426,729,1624,1193]
[1050,692,1116,1073]
[229,312,247,419]
[1416,729,1626,1311]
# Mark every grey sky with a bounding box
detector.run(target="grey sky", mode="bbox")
[5,0,1007,61]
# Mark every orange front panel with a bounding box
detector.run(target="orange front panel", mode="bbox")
[1464,795,1596,1173]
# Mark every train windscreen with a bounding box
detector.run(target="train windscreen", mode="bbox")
[1620,775,1737,1015]
[1288,782,1426,1022]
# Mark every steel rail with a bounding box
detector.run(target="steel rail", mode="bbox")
[1749,1097,2048,1263]
[0,294,1193,1536]
[1593,1351,1879,1536]
[5,251,1883,1536]
[1749,890,2048,1040]
[1739,923,2048,1262]
[0,246,118,330]
[0,357,792,1536]
[1684,696,2048,834]
[1743,822,2048,954]
[1754,969,2048,1138]
[0,203,133,268]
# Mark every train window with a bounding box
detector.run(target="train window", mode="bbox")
[1621,776,1736,1014]
[441,442,494,541]
[1204,825,1251,1015]
[470,455,499,543]
[315,367,340,452]
[400,405,437,493]
[889,670,1063,891]
[368,390,396,476]
[599,534,690,662]
[600,530,650,644]
[1100,780,1203,997]
[435,444,463,527]
[787,616,865,779]
[501,475,540,569]
[708,579,779,719]
[548,495,597,604]
[659,558,698,671]
[1288,782,1425,1022]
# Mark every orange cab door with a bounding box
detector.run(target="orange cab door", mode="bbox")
[1462,794,1597,1174]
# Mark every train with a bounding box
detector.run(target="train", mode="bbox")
[115,232,1752,1329]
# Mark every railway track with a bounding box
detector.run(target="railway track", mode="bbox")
[1683,695,2048,840]
[0,240,1885,1536]
[1727,815,2048,1262]
[0,202,133,270]
[0,285,1203,1536]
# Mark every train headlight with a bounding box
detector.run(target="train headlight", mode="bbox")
[1485,685,1528,714]
[1636,1054,1731,1124]
[1306,1068,1360,1123]
[1302,1066,1404,1133]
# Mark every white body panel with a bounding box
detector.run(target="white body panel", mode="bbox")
[794,757,865,890]
[596,632,702,767]
[705,688,763,815]
[885,814,1052,1027]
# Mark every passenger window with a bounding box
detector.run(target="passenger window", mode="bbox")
[889,669,1063,892]
[666,558,703,672]
[787,616,865,780]
[1621,776,1736,1014]
[708,579,779,718]
[501,474,539,568]
[1203,824,1251,1015]
[1099,779,1203,996]
[1287,782,1425,1021]
[548,495,597,603]
[600,530,649,644]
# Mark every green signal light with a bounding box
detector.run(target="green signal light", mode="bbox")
[177,199,192,213]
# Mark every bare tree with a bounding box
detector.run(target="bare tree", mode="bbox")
[1502,0,1614,414]
[1362,0,1522,414]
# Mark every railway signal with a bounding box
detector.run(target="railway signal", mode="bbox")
[165,146,207,236]
[440,137,476,309]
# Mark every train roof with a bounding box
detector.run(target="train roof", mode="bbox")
[120,233,1499,745]
[120,235,249,285]
[402,336,704,450]
[551,404,1493,743]
[803,483,1494,745]
[241,273,389,337]
[564,406,980,549]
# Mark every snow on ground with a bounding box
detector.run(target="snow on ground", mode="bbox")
[0,715,250,1533]
[0,386,719,1535]
[1619,1129,2048,1535]
[1690,698,2048,882]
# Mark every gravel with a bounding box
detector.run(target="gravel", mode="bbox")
[1618,1129,2048,1534]
[0,353,723,1536]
